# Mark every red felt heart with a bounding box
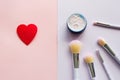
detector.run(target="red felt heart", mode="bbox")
[17,24,37,45]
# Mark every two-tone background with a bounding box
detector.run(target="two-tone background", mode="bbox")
[0,0,120,80]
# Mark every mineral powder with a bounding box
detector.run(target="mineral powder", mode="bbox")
[67,14,87,33]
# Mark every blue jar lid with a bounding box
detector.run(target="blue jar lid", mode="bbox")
[67,13,87,33]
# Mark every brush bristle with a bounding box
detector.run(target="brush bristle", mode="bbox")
[97,37,106,46]
[69,40,81,54]
[84,56,94,63]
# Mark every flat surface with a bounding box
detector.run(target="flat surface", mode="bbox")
[0,0,57,80]
[58,0,120,80]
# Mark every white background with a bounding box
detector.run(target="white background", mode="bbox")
[58,0,120,80]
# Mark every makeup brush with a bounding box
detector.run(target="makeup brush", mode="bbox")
[96,50,112,80]
[84,55,96,80]
[69,40,81,80]
[97,37,120,65]
[93,22,120,30]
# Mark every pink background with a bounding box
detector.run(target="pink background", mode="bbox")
[0,0,57,80]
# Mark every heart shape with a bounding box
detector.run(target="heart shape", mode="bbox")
[17,24,37,45]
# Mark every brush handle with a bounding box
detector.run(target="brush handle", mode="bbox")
[102,62,112,80]
[114,55,120,65]
[91,78,95,80]
[73,68,80,80]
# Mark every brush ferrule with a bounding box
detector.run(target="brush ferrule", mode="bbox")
[96,50,104,63]
[103,44,115,56]
[103,44,120,65]
[88,63,96,79]
[73,54,79,68]
[94,22,110,27]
